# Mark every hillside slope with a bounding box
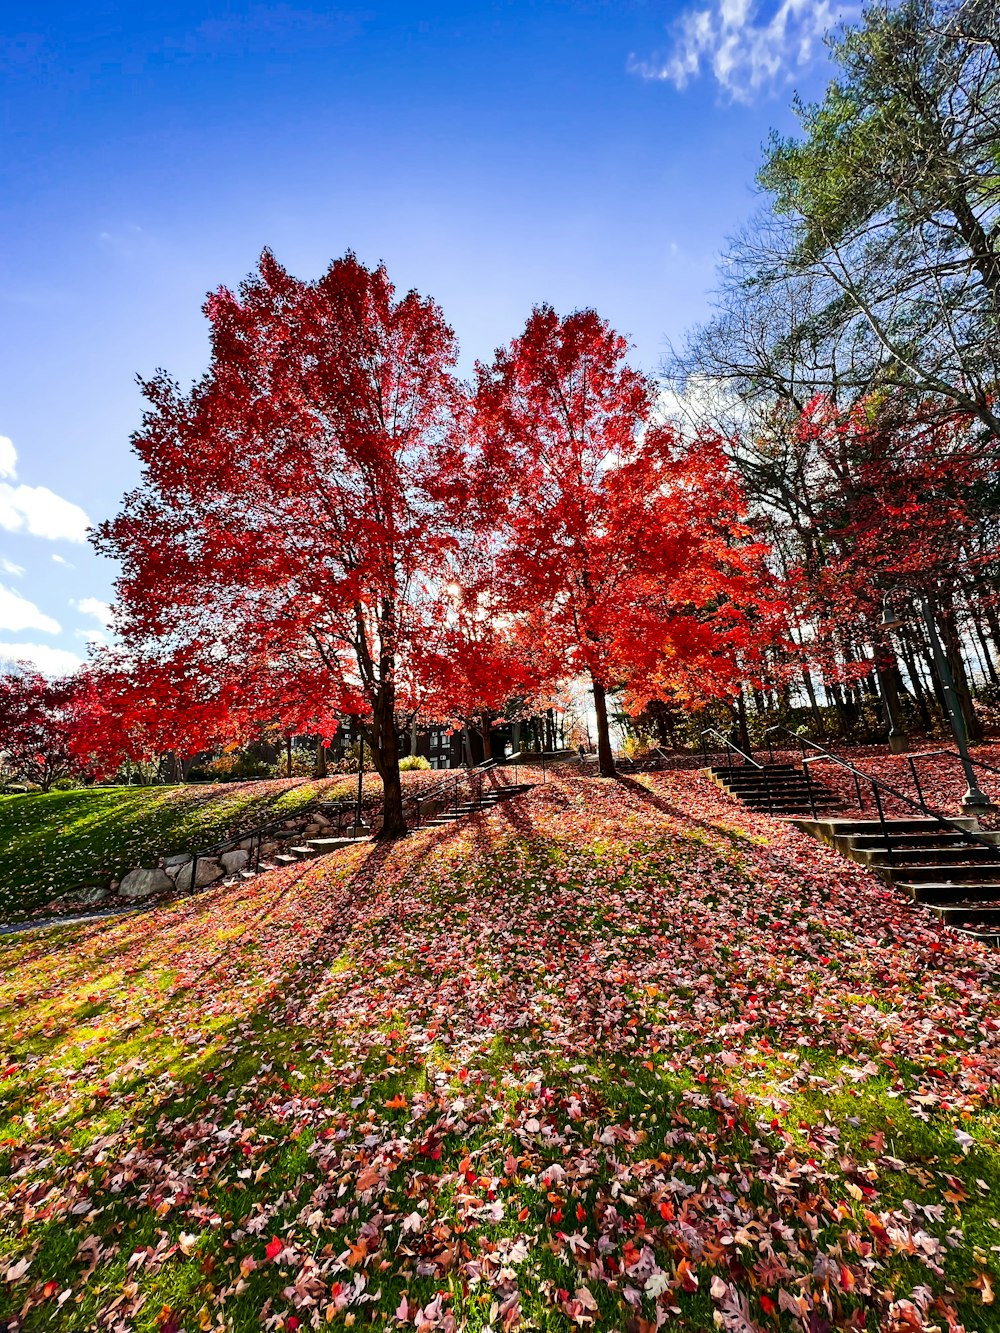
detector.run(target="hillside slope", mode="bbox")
[1,768,998,1330]
[0,773,438,918]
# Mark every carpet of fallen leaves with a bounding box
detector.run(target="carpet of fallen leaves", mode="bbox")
[2,765,1000,1333]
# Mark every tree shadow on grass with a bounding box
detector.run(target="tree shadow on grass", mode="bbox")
[615,772,772,847]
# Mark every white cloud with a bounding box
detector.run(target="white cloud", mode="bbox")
[632,0,846,103]
[0,642,82,676]
[0,436,91,542]
[51,553,74,567]
[76,627,110,647]
[1,557,24,577]
[0,583,61,634]
[74,596,113,628]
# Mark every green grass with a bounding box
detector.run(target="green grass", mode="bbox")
[0,777,368,918]
[2,768,1000,1329]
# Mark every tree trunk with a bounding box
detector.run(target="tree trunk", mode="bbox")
[372,688,407,840]
[285,736,293,778]
[480,713,492,760]
[591,674,616,777]
[410,719,418,758]
[314,736,328,778]
[972,614,1000,687]
[899,635,933,732]
[735,687,751,756]
[938,599,982,741]
[874,634,908,752]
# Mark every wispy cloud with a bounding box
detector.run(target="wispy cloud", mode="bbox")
[0,436,91,543]
[1,557,25,578]
[0,641,82,676]
[74,596,113,628]
[631,0,846,103]
[0,583,60,635]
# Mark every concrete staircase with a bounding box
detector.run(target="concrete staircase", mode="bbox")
[704,751,1000,942]
[708,762,845,815]
[421,781,534,827]
[793,814,1000,938]
[246,780,535,871]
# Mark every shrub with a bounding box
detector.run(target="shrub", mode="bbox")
[208,752,276,781]
[623,733,657,760]
[50,776,79,791]
[399,754,431,771]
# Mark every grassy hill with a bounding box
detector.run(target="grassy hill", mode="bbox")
[0,773,435,919]
[1,766,998,1329]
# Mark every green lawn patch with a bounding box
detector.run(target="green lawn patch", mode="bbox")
[1,768,998,1329]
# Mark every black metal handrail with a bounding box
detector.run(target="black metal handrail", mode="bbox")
[411,756,521,827]
[182,758,526,888]
[906,745,1000,802]
[768,725,999,862]
[185,775,396,886]
[699,727,762,773]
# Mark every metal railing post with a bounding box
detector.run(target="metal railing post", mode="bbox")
[907,756,926,813]
[802,757,817,819]
[853,770,864,811]
[871,781,892,864]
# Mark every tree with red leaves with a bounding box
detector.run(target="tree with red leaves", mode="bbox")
[0,667,78,790]
[473,306,781,777]
[788,394,996,742]
[97,252,467,838]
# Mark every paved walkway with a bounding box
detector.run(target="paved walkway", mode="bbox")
[0,905,146,938]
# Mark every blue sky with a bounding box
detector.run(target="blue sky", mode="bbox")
[0,0,845,674]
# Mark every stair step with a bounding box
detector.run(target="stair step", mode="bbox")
[880,862,1000,884]
[289,845,320,859]
[748,801,842,813]
[307,837,367,851]
[862,846,998,863]
[711,765,798,776]
[904,881,1000,903]
[239,869,256,880]
[741,783,842,794]
[927,900,1000,923]
[273,854,299,866]
[847,832,974,849]
[808,817,980,835]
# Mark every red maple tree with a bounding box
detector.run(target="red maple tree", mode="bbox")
[473,305,782,775]
[0,667,80,790]
[97,251,470,837]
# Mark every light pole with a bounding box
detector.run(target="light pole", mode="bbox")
[881,590,993,811]
[353,727,369,836]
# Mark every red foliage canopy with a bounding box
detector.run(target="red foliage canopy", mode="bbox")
[97,251,477,836]
[472,306,784,773]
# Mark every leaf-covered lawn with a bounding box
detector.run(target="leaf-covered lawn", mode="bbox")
[762,744,1000,829]
[0,774,442,919]
[1,767,999,1331]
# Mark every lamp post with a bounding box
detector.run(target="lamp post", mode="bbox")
[353,728,369,836]
[881,590,992,811]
